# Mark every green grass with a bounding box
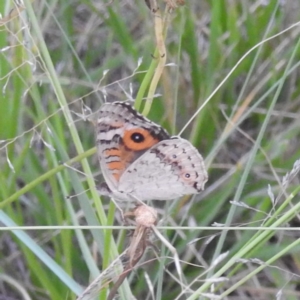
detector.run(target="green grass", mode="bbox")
[1,0,300,299]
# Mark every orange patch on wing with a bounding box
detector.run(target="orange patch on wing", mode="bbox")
[119,145,135,164]
[113,173,120,181]
[105,148,121,157]
[123,128,159,151]
[107,161,124,170]
[107,161,125,182]
[106,146,135,181]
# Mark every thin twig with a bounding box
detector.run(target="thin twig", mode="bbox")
[108,205,158,299]
[77,205,157,300]
[107,224,152,300]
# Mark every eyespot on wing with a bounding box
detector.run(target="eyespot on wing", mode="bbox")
[123,128,160,151]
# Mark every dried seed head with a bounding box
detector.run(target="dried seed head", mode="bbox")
[134,205,158,227]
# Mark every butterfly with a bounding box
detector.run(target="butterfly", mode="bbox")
[96,101,208,202]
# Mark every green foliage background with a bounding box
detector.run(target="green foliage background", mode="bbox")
[1,0,300,299]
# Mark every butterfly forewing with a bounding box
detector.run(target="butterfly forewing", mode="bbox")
[96,102,169,194]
